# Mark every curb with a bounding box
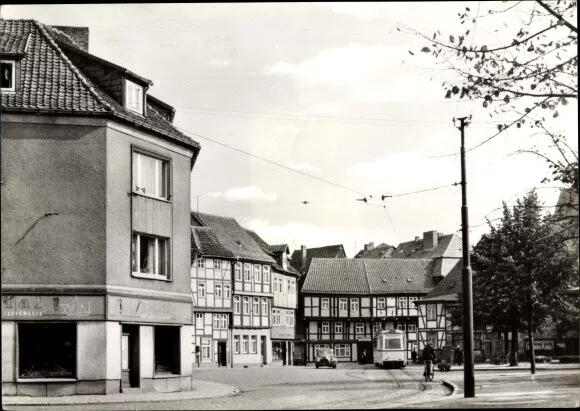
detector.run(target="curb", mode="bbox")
[1,381,239,406]
[441,379,461,398]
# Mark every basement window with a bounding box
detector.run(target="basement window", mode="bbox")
[18,323,76,379]
[154,326,180,375]
[1,60,15,91]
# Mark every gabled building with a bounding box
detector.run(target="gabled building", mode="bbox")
[301,258,439,363]
[1,20,200,396]
[247,230,299,366]
[191,213,276,367]
[190,226,236,367]
[354,242,395,259]
[290,244,347,363]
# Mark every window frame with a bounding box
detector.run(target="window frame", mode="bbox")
[215,284,222,298]
[251,336,258,354]
[132,150,171,201]
[335,321,343,334]
[355,323,364,334]
[254,264,262,283]
[398,297,408,309]
[125,78,145,115]
[339,298,347,310]
[253,297,260,315]
[234,335,240,354]
[201,339,211,361]
[235,262,242,280]
[234,296,241,314]
[263,265,270,283]
[408,323,417,333]
[244,264,251,281]
[224,284,231,298]
[322,322,330,334]
[1,60,16,92]
[242,335,249,354]
[427,304,437,321]
[214,259,222,270]
[132,232,171,280]
[195,313,204,330]
[198,282,206,297]
[351,298,360,311]
[261,298,268,316]
[242,296,249,314]
[321,298,329,309]
[377,298,386,309]
[196,258,205,269]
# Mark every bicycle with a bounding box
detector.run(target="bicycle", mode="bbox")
[423,360,434,382]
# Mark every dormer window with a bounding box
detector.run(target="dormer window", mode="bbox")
[125,79,144,115]
[1,60,15,92]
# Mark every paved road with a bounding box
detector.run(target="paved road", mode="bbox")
[5,366,450,410]
[5,365,579,409]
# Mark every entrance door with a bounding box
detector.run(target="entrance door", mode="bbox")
[357,341,373,364]
[261,336,267,365]
[121,325,140,389]
[217,341,227,367]
[282,342,287,366]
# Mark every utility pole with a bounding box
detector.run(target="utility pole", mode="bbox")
[458,116,475,398]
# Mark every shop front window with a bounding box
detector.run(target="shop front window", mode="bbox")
[154,326,180,374]
[18,323,76,379]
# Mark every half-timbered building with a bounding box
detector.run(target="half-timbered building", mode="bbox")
[190,226,235,367]
[247,231,300,366]
[301,258,439,363]
[191,213,276,366]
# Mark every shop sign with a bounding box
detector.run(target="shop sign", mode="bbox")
[1,295,105,320]
[271,326,295,339]
[108,296,192,324]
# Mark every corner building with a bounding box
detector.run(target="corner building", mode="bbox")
[1,20,200,395]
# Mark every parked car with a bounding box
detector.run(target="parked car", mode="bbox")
[315,348,337,369]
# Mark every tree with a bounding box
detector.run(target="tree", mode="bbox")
[405,0,578,204]
[467,190,577,373]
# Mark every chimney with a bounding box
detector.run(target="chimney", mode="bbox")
[423,230,438,250]
[368,242,374,250]
[415,236,420,242]
[51,26,90,52]
[282,251,288,270]
[301,245,307,270]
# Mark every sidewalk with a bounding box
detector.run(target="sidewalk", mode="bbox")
[405,361,580,372]
[1,380,239,406]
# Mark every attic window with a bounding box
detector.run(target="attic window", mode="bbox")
[1,60,15,92]
[125,79,144,115]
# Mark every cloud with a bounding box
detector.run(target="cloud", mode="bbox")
[238,217,270,231]
[285,161,322,174]
[263,43,395,87]
[346,152,457,192]
[213,186,278,202]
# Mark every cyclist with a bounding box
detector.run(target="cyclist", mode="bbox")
[422,342,436,380]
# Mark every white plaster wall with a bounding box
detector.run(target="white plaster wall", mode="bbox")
[77,322,107,380]
[180,326,192,376]
[105,321,121,380]
[1,321,15,383]
[140,326,154,378]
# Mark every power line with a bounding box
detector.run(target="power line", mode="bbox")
[173,125,371,197]
[381,183,460,200]
[176,106,502,129]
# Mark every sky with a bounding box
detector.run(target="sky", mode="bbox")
[2,2,577,257]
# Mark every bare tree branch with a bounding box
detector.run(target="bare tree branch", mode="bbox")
[536,0,578,33]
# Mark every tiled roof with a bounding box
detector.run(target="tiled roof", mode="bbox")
[290,244,346,273]
[354,243,395,259]
[366,259,437,294]
[191,227,235,259]
[0,19,199,151]
[301,259,372,294]
[192,212,275,264]
[419,259,463,303]
[391,233,462,259]
[269,244,289,253]
[302,258,437,295]
[272,261,300,277]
